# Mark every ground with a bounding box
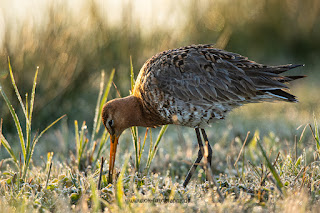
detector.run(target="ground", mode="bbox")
[1,72,319,212]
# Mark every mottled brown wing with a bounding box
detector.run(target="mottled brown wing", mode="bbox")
[152,46,292,106]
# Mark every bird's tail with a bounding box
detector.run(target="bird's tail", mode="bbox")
[260,64,306,102]
[267,64,305,74]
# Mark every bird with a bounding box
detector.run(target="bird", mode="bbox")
[102,44,305,186]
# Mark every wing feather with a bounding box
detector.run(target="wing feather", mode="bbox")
[139,44,304,107]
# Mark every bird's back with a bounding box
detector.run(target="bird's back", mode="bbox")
[133,44,304,128]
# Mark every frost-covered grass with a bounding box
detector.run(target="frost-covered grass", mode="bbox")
[1,63,319,212]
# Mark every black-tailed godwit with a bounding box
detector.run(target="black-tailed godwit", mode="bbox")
[102,44,305,186]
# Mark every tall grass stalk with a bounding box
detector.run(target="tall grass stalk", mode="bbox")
[0,59,65,180]
[131,126,139,171]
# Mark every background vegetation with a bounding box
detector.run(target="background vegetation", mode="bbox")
[0,0,320,212]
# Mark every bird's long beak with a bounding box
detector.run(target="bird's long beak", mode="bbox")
[108,134,119,183]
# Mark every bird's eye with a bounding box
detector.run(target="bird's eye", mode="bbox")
[108,119,114,127]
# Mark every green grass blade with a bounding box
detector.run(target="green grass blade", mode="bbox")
[23,115,66,179]
[313,114,320,150]
[25,67,38,166]
[25,93,29,126]
[298,124,308,144]
[0,133,18,164]
[0,85,26,159]
[23,133,37,180]
[257,138,283,189]
[116,154,130,209]
[28,66,39,127]
[152,125,168,153]
[91,70,105,142]
[138,128,148,170]
[145,128,153,172]
[130,126,139,171]
[30,115,66,160]
[96,69,115,132]
[78,121,88,167]
[129,57,139,170]
[45,152,54,173]
[7,57,29,125]
[82,139,89,162]
[78,122,85,163]
[25,93,30,162]
[145,125,168,174]
[92,130,109,167]
[130,56,135,92]
[74,120,80,158]
[89,177,101,212]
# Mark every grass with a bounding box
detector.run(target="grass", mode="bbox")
[1,61,320,212]
[0,59,65,181]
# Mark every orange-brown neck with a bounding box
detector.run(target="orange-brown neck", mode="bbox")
[115,95,151,128]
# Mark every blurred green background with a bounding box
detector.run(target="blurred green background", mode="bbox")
[0,0,319,134]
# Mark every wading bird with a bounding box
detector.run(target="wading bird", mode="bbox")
[102,44,304,187]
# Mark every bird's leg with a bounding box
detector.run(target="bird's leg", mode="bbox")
[183,128,204,187]
[200,129,212,167]
[200,128,213,185]
[201,129,224,202]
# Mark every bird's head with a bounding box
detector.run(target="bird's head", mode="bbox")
[102,98,128,138]
[102,96,144,183]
